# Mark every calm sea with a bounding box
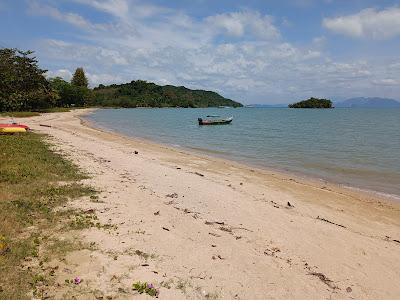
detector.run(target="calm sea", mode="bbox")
[85,108,400,197]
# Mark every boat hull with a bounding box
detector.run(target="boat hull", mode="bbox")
[198,119,233,125]
[198,117,233,125]
[0,124,30,130]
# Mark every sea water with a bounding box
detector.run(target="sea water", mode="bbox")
[85,107,400,197]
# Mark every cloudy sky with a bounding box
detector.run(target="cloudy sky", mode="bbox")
[1,0,400,104]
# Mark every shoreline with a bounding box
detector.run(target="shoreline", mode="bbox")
[3,108,400,299]
[81,109,400,203]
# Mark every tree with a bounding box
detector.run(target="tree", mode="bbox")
[71,67,88,88]
[49,77,92,107]
[0,48,56,111]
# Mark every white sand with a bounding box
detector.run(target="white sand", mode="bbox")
[5,109,400,299]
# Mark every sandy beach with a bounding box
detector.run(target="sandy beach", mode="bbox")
[5,109,400,299]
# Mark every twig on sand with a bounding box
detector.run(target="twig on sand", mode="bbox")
[39,124,52,127]
[162,227,170,231]
[205,221,225,225]
[193,172,204,177]
[209,232,221,237]
[219,226,233,233]
[308,272,338,290]
[316,216,346,228]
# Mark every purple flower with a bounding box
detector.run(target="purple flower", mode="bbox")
[74,277,81,284]
[147,283,154,289]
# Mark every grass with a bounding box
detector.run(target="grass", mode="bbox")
[36,107,72,113]
[0,111,41,118]
[0,107,77,118]
[0,132,95,299]
[132,281,159,297]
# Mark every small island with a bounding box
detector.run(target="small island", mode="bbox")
[288,97,333,108]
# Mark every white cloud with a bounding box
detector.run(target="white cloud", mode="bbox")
[46,69,73,80]
[312,36,326,47]
[86,72,124,86]
[73,0,129,19]
[73,0,171,20]
[205,11,280,40]
[372,79,400,86]
[323,7,400,40]
[28,0,103,30]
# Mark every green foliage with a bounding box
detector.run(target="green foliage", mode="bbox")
[49,77,92,107]
[288,97,333,108]
[132,281,159,297]
[0,48,56,112]
[92,80,243,108]
[0,111,41,117]
[71,67,88,88]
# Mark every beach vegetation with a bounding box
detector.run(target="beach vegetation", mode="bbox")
[132,281,159,297]
[71,67,88,88]
[49,77,93,108]
[0,132,95,299]
[0,111,41,117]
[288,97,333,108]
[0,48,57,112]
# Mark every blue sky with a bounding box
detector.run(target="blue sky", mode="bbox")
[1,0,400,104]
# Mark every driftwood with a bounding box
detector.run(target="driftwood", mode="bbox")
[205,221,225,226]
[308,272,338,290]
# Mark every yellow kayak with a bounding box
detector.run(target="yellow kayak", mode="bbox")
[0,127,27,133]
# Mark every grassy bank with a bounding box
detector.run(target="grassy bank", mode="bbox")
[0,108,73,118]
[0,132,95,299]
[0,111,41,118]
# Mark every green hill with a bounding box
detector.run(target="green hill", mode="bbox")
[289,97,332,108]
[92,80,242,108]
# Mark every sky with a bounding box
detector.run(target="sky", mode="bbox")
[1,0,400,104]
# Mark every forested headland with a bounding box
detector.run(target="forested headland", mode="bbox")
[92,81,242,108]
[0,48,242,112]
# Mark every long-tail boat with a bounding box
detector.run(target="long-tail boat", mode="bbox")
[198,116,233,125]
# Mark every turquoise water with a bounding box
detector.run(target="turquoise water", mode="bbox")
[85,108,400,196]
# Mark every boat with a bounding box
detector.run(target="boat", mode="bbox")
[198,116,233,125]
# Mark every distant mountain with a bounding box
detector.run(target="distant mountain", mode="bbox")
[92,80,243,108]
[245,104,288,108]
[335,97,400,108]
